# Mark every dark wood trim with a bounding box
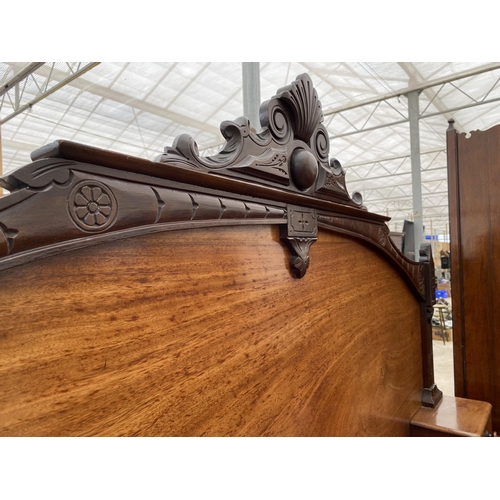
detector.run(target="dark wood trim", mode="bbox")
[446,119,466,397]
[445,122,500,432]
[3,141,388,224]
[280,205,318,278]
[420,242,442,407]
[4,75,388,225]
[318,215,426,301]
[0,218,286,273]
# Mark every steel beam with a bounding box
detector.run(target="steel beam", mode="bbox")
[345,148,446,168]
[324,63,500,116]
[408,90,424,261]
[0,62,45,98]
[331,89,500,141]
[421,94,500,120]
[242,62,261,133]
[330,117,408,140]
[0,62,100,125]
[364,190,449,204]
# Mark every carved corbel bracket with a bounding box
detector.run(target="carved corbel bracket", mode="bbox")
[280,205,318,278]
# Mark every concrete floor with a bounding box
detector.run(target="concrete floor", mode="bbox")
[433,339,455,396]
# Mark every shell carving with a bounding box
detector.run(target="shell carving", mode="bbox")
[276,74,323,143]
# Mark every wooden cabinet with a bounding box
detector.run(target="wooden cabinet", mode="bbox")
[447,120,500,433]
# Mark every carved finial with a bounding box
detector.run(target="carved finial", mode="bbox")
[447,118,456,132]
[154,73,363,209]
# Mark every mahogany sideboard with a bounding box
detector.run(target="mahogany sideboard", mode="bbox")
[0,74,489,436]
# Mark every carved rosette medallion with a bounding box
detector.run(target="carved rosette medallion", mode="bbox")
[68,181,117,232]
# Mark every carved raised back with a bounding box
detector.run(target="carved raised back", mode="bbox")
[0,74,427,300]
[0,73,442,435]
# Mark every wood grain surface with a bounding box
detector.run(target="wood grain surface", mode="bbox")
[410,395,492,437]
[447,124,500,433]
[0,224,423,436]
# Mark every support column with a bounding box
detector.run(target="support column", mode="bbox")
[408,90,424,261]
[242,62,261,133]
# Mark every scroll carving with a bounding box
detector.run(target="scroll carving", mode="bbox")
[155,74,363,208]
[378,226,387,246]
[271,71,323,143]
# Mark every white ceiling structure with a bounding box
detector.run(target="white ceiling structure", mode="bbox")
[2,62,500,240]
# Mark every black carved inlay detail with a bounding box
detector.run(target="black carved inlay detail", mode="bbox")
[378,227,387,246]
[289,209,317,236]
[151,187,166,224]
[281,205,318,278]
[68,181,117,232]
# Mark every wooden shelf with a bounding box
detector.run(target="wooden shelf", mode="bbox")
[410,395,492,437]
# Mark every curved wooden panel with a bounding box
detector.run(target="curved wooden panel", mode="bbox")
[0,224,422,436]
